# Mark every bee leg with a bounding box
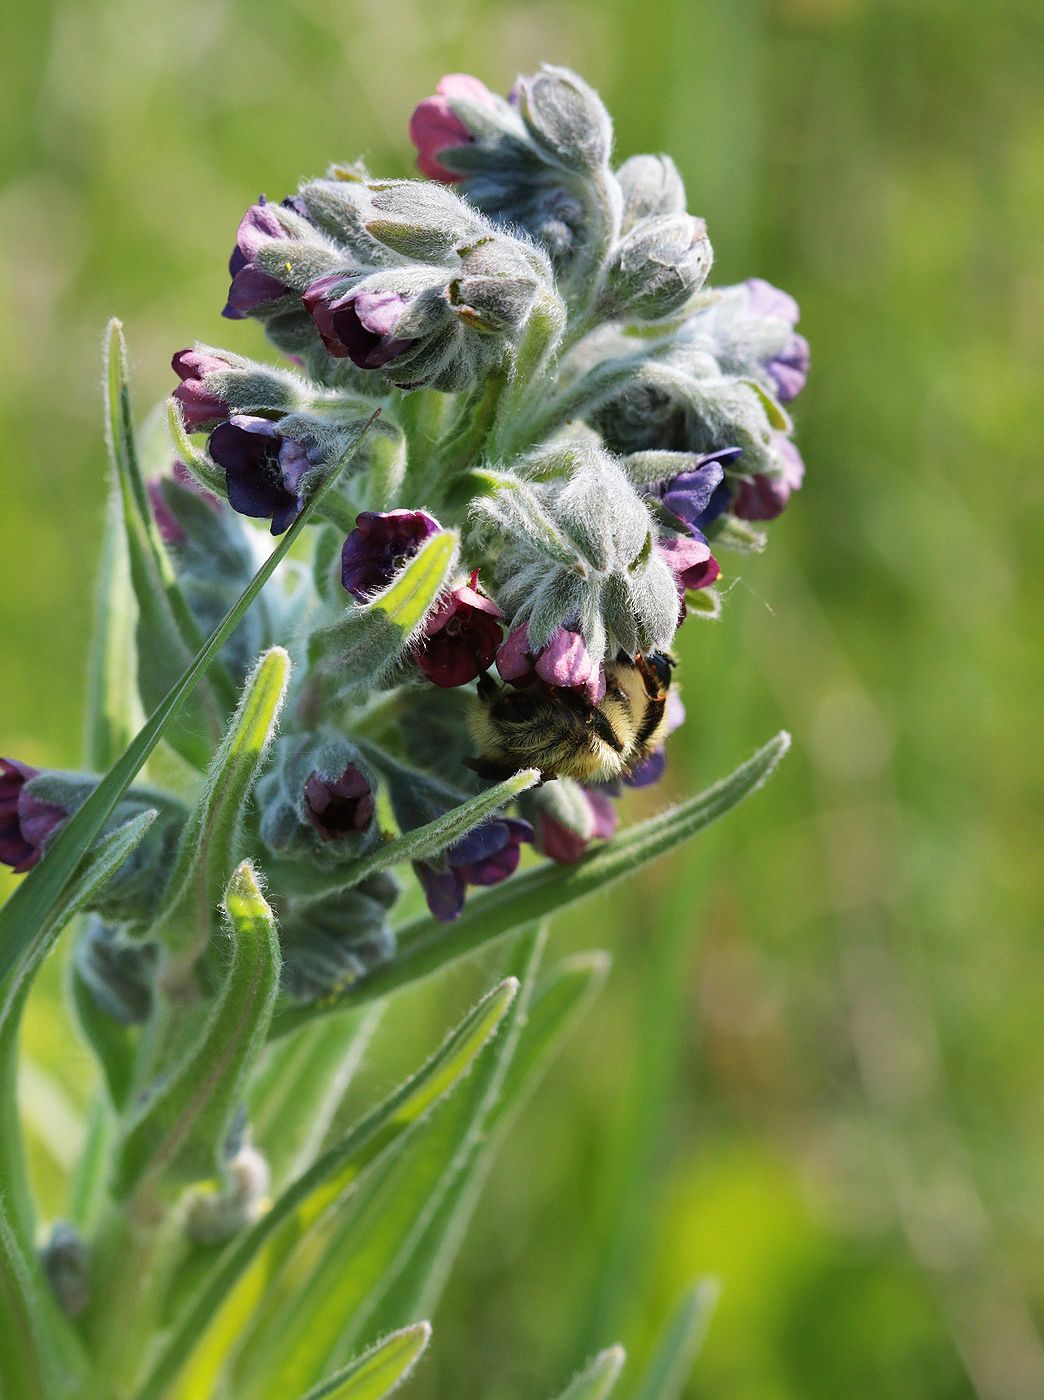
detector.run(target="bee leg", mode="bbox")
[463,754,528,782]
[476,672,500,702]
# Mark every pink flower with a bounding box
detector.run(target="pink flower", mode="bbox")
[171,349,233,432]
[538,788,618,864]
[732,436,805,522]
[409,74,497,182]
[495,625,606,703]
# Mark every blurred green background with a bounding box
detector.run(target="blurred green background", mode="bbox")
[3,0,1043,1395]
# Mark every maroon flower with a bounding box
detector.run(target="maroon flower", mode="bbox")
[538,788,618,864]
[304,765,375,841]
[223,199,292,320]
[409,74,496,182]
[732,436,805,522]
[415,815,533,921]
[148,460,221,548]
[495,624,606,703]
[415,576,504,688]
[341,509,441,601]
[207,415,314,535]
[171,349,233,432]
[0,759,67,874]
[658,534,721,593]
[303,279,414,368]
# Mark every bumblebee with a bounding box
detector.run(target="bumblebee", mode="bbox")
[467,652,676,784]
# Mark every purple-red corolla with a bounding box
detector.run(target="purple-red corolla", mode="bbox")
[0,759,67,873]
[415,816,533,921]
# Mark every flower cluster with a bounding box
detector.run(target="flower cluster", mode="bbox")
[4,66,808,1000]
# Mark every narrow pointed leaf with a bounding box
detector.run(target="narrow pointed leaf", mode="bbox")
[309,530,459,687]
[298,1322,432,1400]
[114,862,280,1196]
[554,1346,626,1400]
[85,486,143,770]
[630,1281,719,1400]
[272,732,790,1037]
[367,949,609,1336]
[156,647,289,959]
[0,811,157,1249]
[240,930,544,1398]
[135,977,517,1400]
[105,318,235,767]
[249,1004,384,1189]
[0,411,377,987]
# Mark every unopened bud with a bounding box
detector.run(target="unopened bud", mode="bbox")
[616,153,687,228]
[516,65,613,171]
[602,215,713,321]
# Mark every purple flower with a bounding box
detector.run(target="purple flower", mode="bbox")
[207,415,314,535]
[415,816,533,921]
[659,447,743,534]
[223,199,291,320]
[732,436,806,522]
[744,277,810,403]
[538,788,618,864]
[409,74,496,182]
[415,576,504,688]
[304,765,375,841]
[171,349,233,432]
[496,625,606,704]
[303,279,414,368]
[0,759,68,874]
[341,509,442,600]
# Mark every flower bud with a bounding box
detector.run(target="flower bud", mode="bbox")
[495,625,606,703]
[410,74,499,182]
[75,917,158,1025]
[41,1224,89,1319]
[516,65,613,172]
[257,731,380,870]
[303,278,416,368]
[223,198,296,319]
[341,509,441,600]
[172,349,235,431]
[530,780,617,863]
[414,574,503,688]
[602,215,713,322]
[732,435,805,521]
[279,874,398,1001]
[1,758,66,872]
[616,153,687,229]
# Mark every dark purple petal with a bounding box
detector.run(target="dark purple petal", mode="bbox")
[171,349,233,431]
[415,583,504,689]
[625,748,667,787]
[304,765,375,840]
[341,509,441,600]
[415,861,466,921]
[222,200,290,319]
[0,759,67,874]
[208,415,308,535]
[303,280,415,367]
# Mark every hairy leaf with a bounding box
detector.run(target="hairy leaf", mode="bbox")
[297,1322,432,1400]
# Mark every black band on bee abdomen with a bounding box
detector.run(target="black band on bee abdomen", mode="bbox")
[634,695,666,750]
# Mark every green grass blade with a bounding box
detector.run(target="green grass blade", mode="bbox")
[297,1323,432,1400]
[113,862,280,1198]
[0,1212,59,1400]
[629,1281,719,1400]
[554,1346,626,1400]
[271,731,790,1037]
[156,647,289,961]
[0,411,377,988]
[135,976,517,1400]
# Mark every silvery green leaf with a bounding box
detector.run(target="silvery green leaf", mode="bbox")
[133,978,518,1400]
[296,1322,431,1400]
[368,948,609,1335]
[235,930,543,1397]
[620,449,697,486]
[255,238,344,292]
[707,514,768,554]
[85,483,142,771]
[366,179,483,260]
[552,1346,626,1400]
[616,153,687,229]
[113,862,280,1197]
[155,647,289,963]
